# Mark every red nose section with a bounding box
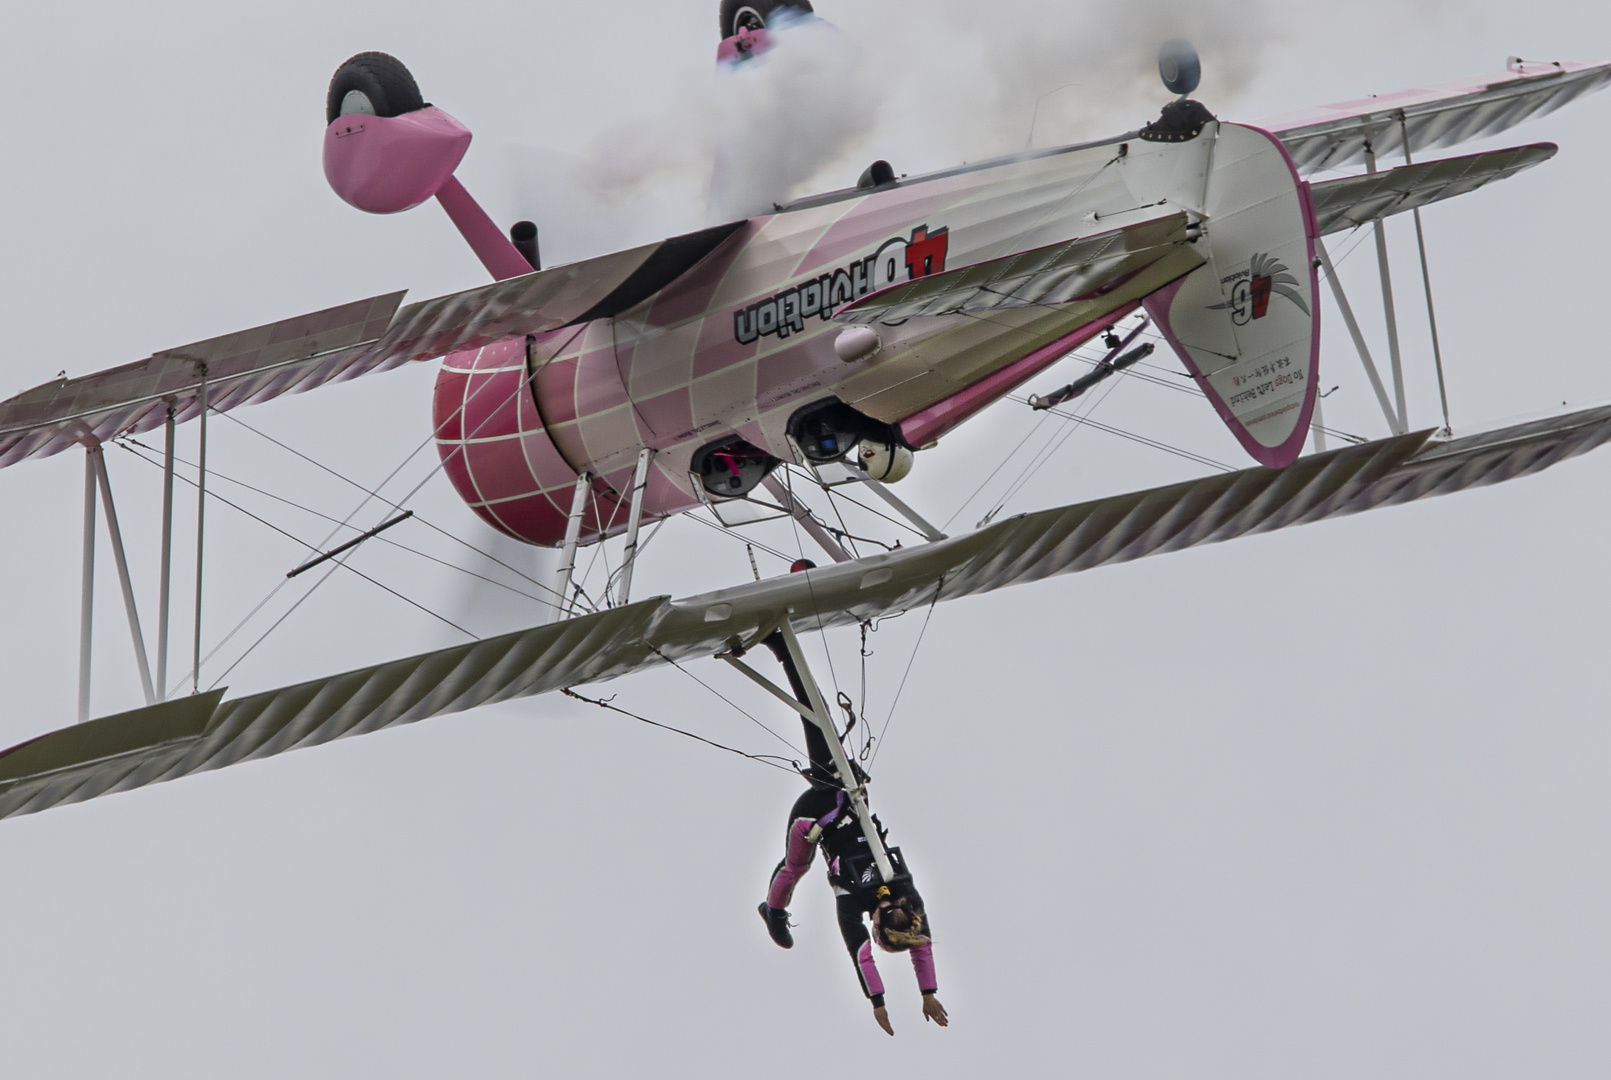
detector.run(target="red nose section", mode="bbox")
[323,106,471,214]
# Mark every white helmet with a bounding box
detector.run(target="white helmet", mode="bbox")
[857,440,914,483]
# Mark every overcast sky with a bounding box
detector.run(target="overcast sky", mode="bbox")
[2,0,1611,1076]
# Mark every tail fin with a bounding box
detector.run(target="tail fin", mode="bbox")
[1143,122,1321,469]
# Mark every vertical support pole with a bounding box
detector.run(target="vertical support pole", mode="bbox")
[1364,144,1408,431]
[1410,210,1451,434]
[78,447,98,724]
[776,619,895,884]
[156,407,175,702]
[550,472,591,623]
[1317,240,1404,436]
[615,448,654,607]
[1311,391,1328,454]
[192,368,208,696]
[1401,123,1453,434]
[93,451,156,706]
[762,474,852,563]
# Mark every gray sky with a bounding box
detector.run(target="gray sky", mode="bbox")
[2,0,1611,1075]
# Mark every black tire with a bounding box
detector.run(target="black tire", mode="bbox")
[718,0,815,39]
[325,52,427,126]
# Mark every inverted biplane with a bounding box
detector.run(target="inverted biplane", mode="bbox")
[1,1,1608,895]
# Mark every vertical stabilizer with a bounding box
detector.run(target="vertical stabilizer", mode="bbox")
[1143,123,1321,468]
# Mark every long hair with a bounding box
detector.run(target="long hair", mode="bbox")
[872,891,930,952]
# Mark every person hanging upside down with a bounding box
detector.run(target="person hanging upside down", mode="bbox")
[755,633,950,1035]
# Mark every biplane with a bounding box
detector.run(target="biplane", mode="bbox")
[1,0,1608,902]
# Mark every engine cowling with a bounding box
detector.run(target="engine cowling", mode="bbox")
[433,338,588,547]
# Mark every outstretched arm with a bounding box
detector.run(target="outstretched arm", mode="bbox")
[836,896,894,1033]
[910,944,949,1027]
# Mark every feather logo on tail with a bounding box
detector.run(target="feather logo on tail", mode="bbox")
[1208,252,1310,325]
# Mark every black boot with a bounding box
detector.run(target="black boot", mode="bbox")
[758,903,794,949]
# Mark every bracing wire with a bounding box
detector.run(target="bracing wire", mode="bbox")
[869,580,944,766]
[115,439,474,645]
[121,437,555,607]
[983,367,1127,523]
[1007,399,1237,471]
[181,351,568,691]
[561,689,804,776]
[683,511,795,563]
[650,647,807,759]
[216,410,571,599]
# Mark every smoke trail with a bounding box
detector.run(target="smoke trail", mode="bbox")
[578,14,882,224]
[555,0,1293,244]
[847,0,1291,164]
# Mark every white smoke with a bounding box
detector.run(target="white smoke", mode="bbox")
[844,0,1292,164]
[578,13,882,224]
[549,0,1292,244]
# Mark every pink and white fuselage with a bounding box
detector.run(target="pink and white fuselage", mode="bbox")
[328,98,1320,548]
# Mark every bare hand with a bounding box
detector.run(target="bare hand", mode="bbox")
[873,1005,894,1036]
[922,994,949,1027]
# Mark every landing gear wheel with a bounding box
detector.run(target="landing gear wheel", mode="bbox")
[718,0,815,39]
[325,52,427,126]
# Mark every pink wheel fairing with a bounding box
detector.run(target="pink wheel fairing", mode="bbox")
[324,106,471,214]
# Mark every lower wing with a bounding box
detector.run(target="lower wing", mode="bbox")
[5,402,1611,820]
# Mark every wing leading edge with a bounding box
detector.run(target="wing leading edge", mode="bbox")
[1307,143,1558,235]
[0,222,746,471]
[6,401,1611,821]
[1265,59,1611,175]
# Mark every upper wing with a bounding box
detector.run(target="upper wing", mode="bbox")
[0,293,405,468]
[0,222,746,470]
[832,214,1204,325]
[1308,142,1557,235]
[1263,60,1611,175]
[6,401,1611,820]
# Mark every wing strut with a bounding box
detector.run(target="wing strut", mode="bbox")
[549,472,593,623]
[763,475,852,563]
[1364,145,1410,431]
[1318,239,1404,435]
[77,450,95,724]
[1400,123,1454,434]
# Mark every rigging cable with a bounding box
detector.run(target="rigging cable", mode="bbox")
[649,647,808,759]
[217,410,572,601]
[116,440,475,697]
[1008,398,1237,471]
[175,357,565,691]
[121,437,559,607]
[869,579,944,766]
[983,365,1128,524]
[561,689,804,776]
[684,510,794,563]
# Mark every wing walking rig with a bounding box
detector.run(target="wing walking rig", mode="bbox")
[1,35,1609,822]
